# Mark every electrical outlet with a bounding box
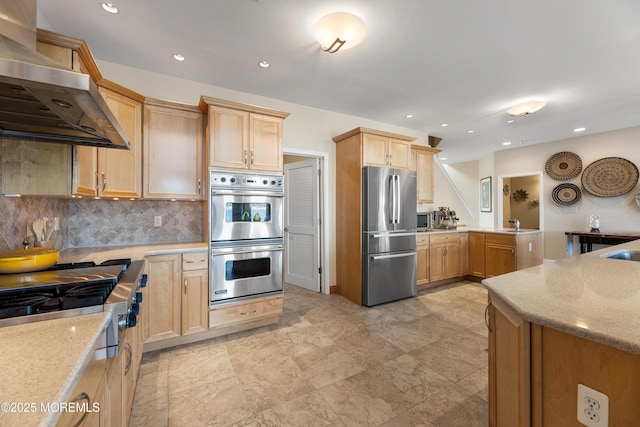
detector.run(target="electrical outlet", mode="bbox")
[577,384,608,427]
[154,216,162,227]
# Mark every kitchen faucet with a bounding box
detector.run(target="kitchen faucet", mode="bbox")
[508,218,520,231]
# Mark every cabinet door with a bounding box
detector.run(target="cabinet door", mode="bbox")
[145,254,181,342]
[97,87,142,198]
[443,242,460,279]
[388,138,411,169]
[73,146,99,197]
[485,244,516,278]
[415,149,435,203]
[416,245,430,285]
[122,327,136,425]
[144,104,203,199]
[182,269,209,336]
[250,114,283,172]
[458,233,470,276]
[488,296,531,427]
[106,349,124,427]
[469,232,486,278]
[208,106,249,169]
[429,244,446,281]
[362,133,389,167]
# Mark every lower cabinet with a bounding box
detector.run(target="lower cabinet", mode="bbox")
[429,233,459,281]
[458,232,469,276]
[416,233,430,286]
[209,295,283,329]
[487,294,531,426]
[485,234,517,278]
[144,251,209,344]
[469,232,486,278]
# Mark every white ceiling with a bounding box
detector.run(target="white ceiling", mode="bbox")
[37,0,640,164]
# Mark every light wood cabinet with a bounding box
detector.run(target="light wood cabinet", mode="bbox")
[144,251,209,344]
[363,133,412,169]
[487,294,531,427]
[333,127,416,304]
[429,233,459,281]
[145,254,182,342]
[485,233,544,278]
[199,97,289,173]
[458,232,470,276]
[416,234,430,287]
[73,84,143,198]
[209,295,283,329]
[469,232,486,278]
[143,99,204,199]
[411,145,441,203]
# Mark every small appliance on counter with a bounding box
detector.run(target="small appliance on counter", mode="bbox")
[433,207,459,230]
[417,212,434,231]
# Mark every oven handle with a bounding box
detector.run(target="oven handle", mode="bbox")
[211,246,283,255]
[211,189,284,197]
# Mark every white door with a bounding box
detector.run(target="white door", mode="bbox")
[284,158,321,292]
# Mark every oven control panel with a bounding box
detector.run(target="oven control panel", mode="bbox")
[210,170,283,191]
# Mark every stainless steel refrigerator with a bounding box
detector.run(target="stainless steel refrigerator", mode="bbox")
[362,166,417,306]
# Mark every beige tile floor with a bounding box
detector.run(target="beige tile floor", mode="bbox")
[130,280,489,427]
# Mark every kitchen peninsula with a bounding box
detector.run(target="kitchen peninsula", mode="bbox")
[482,240,640,426]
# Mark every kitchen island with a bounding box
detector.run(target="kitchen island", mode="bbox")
[0,312,111,427]
[482,240,640,426]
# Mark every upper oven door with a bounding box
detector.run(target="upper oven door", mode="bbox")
[210,191,283,242]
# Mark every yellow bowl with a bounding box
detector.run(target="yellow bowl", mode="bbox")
[0,248,60,274]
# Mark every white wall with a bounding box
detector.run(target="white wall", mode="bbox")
[489,125,640,259]
[97,60,431,287]
[442,160,480,226]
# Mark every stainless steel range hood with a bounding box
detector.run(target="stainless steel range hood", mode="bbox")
[0,1,130,149]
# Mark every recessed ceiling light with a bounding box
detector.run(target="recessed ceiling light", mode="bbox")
[467,130,474,134]
[502,141,512,146]
[405,114,413,119]
[441,123,448,127]
[506,119,514,124]
[440,157,447,160]
[173,54,185,62]
[101,2,119,14]
[574,127,586,132]
[259,61,270,68]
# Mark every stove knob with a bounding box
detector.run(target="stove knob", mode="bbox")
[220,177,226,183]
[130,303,140,316]
[139,274,148,288]
[135,292,143,303]
[271,180,276,185]
[127,313,137,328]
[230,177,236,183]
[263,179,268,185]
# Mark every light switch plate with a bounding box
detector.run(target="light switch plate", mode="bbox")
[154,216,162,227]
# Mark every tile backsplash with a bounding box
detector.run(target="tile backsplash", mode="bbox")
[0,196,204,251]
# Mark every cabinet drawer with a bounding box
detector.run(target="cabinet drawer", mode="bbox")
[182,251,209,271]
[416,234,430,245]
[429,233,458,245]
[485,233,516,246]
[209,296,282,329]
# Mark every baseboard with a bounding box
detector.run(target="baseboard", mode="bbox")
[329,284,338,294]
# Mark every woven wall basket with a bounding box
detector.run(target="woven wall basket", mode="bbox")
[581,157,639,197]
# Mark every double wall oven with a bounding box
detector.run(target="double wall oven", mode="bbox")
[209,170,284,304]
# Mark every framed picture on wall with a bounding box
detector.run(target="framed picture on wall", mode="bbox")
[481,176,492,212]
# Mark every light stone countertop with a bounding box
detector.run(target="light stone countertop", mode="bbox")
[482,239,640,355]
[0,312,111,427]
[417,226,542,235]
[58,241,208,264]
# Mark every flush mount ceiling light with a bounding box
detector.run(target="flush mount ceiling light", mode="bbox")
[314,12,366,53]
[506,100,546,117]
[172,53,185,62]
[101,2,119,14]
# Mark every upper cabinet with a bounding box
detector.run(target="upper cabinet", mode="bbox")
[362,132,413,169]
[143,99,204,200]
[199,97,289,173]
[73,83,143,198]
[411,145,441,204]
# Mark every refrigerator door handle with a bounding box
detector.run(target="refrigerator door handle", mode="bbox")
[371,252,416,261]
[395,174,401,224]
[389,175,396,224]
[371,232,416,238]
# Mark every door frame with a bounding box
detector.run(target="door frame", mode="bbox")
[283,148,330,294]
[497,171,544,231]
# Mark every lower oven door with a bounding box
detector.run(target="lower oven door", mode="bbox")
[210,241,283,304]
